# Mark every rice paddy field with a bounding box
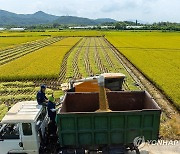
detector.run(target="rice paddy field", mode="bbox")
[0,30,179,139]
[105,31,180,109]
[0,30,101,37]
[0,36,46,49]
[0,37,81,80]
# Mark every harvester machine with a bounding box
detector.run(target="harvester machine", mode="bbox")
[61,73,126,93]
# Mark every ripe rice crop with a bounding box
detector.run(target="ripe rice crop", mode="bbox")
[0,37,63,65]
[0,36,46,49]
[0,37,81,81]
[0,30,102,37]
[105,31,180,109]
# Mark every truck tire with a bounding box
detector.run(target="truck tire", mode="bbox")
[62,149,75,154]
[76,149,85,154]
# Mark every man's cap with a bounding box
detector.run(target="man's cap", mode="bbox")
[41,84,46,89]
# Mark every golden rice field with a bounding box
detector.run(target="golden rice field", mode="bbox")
[0,37,81,80]
[0,30,102,37]
[0,31,179,139]
[0,36,46,49]
[105,31,180,109]
[0,31,179,110]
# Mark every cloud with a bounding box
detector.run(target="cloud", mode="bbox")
[101,0,139,13]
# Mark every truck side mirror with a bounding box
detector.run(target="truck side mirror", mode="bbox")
[19,142,23,147]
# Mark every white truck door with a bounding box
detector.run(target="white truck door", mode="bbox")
[21,123,39,154]
[0,123,23,154]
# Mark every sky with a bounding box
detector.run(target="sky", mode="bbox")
[0,0,180,23]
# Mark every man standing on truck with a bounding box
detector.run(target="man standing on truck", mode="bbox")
[47,95,61,122]
[36,84,48,106]
[47,95,57,123]
[47,95,60,135]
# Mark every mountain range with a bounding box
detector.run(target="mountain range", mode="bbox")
[0,10,117,26]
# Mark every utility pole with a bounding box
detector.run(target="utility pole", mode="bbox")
[136,20,138,26]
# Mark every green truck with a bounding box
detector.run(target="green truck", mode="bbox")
[56,91,161,153]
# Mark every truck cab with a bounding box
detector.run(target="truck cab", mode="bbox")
[0,101,49,154]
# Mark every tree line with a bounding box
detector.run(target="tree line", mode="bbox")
[2,21,180,31]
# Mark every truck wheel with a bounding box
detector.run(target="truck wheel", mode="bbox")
[62,149,75,154]
[76,149,85,154]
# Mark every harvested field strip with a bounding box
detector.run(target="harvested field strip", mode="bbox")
[88,39,100,75]
[0,38,58,56]
[83,38,93,76]
[0,37,60,55]
[78,38,89,77]
[64,37,140,90]
[73,38,87,78]
[93,38,107,73]
[0,37,63,65]
[96,37,112,72]
[97,38,114,70]
[0,36,46,49]
[0,37,81,81]
[66,38,85,79]
[58,38,83,83]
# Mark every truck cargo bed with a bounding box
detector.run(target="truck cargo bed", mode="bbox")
[56,91,161,148]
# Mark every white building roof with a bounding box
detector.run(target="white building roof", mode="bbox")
[126,26,144,29]
[0,28,6,31]
[100,26,115,29]
[69,26,94,29]
[10,28,25,31]
[1,101,42,123]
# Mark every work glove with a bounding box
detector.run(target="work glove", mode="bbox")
[51,106,61,112]
[51,109,57,112]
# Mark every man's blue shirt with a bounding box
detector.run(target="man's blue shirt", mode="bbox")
[36,90,47,105]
